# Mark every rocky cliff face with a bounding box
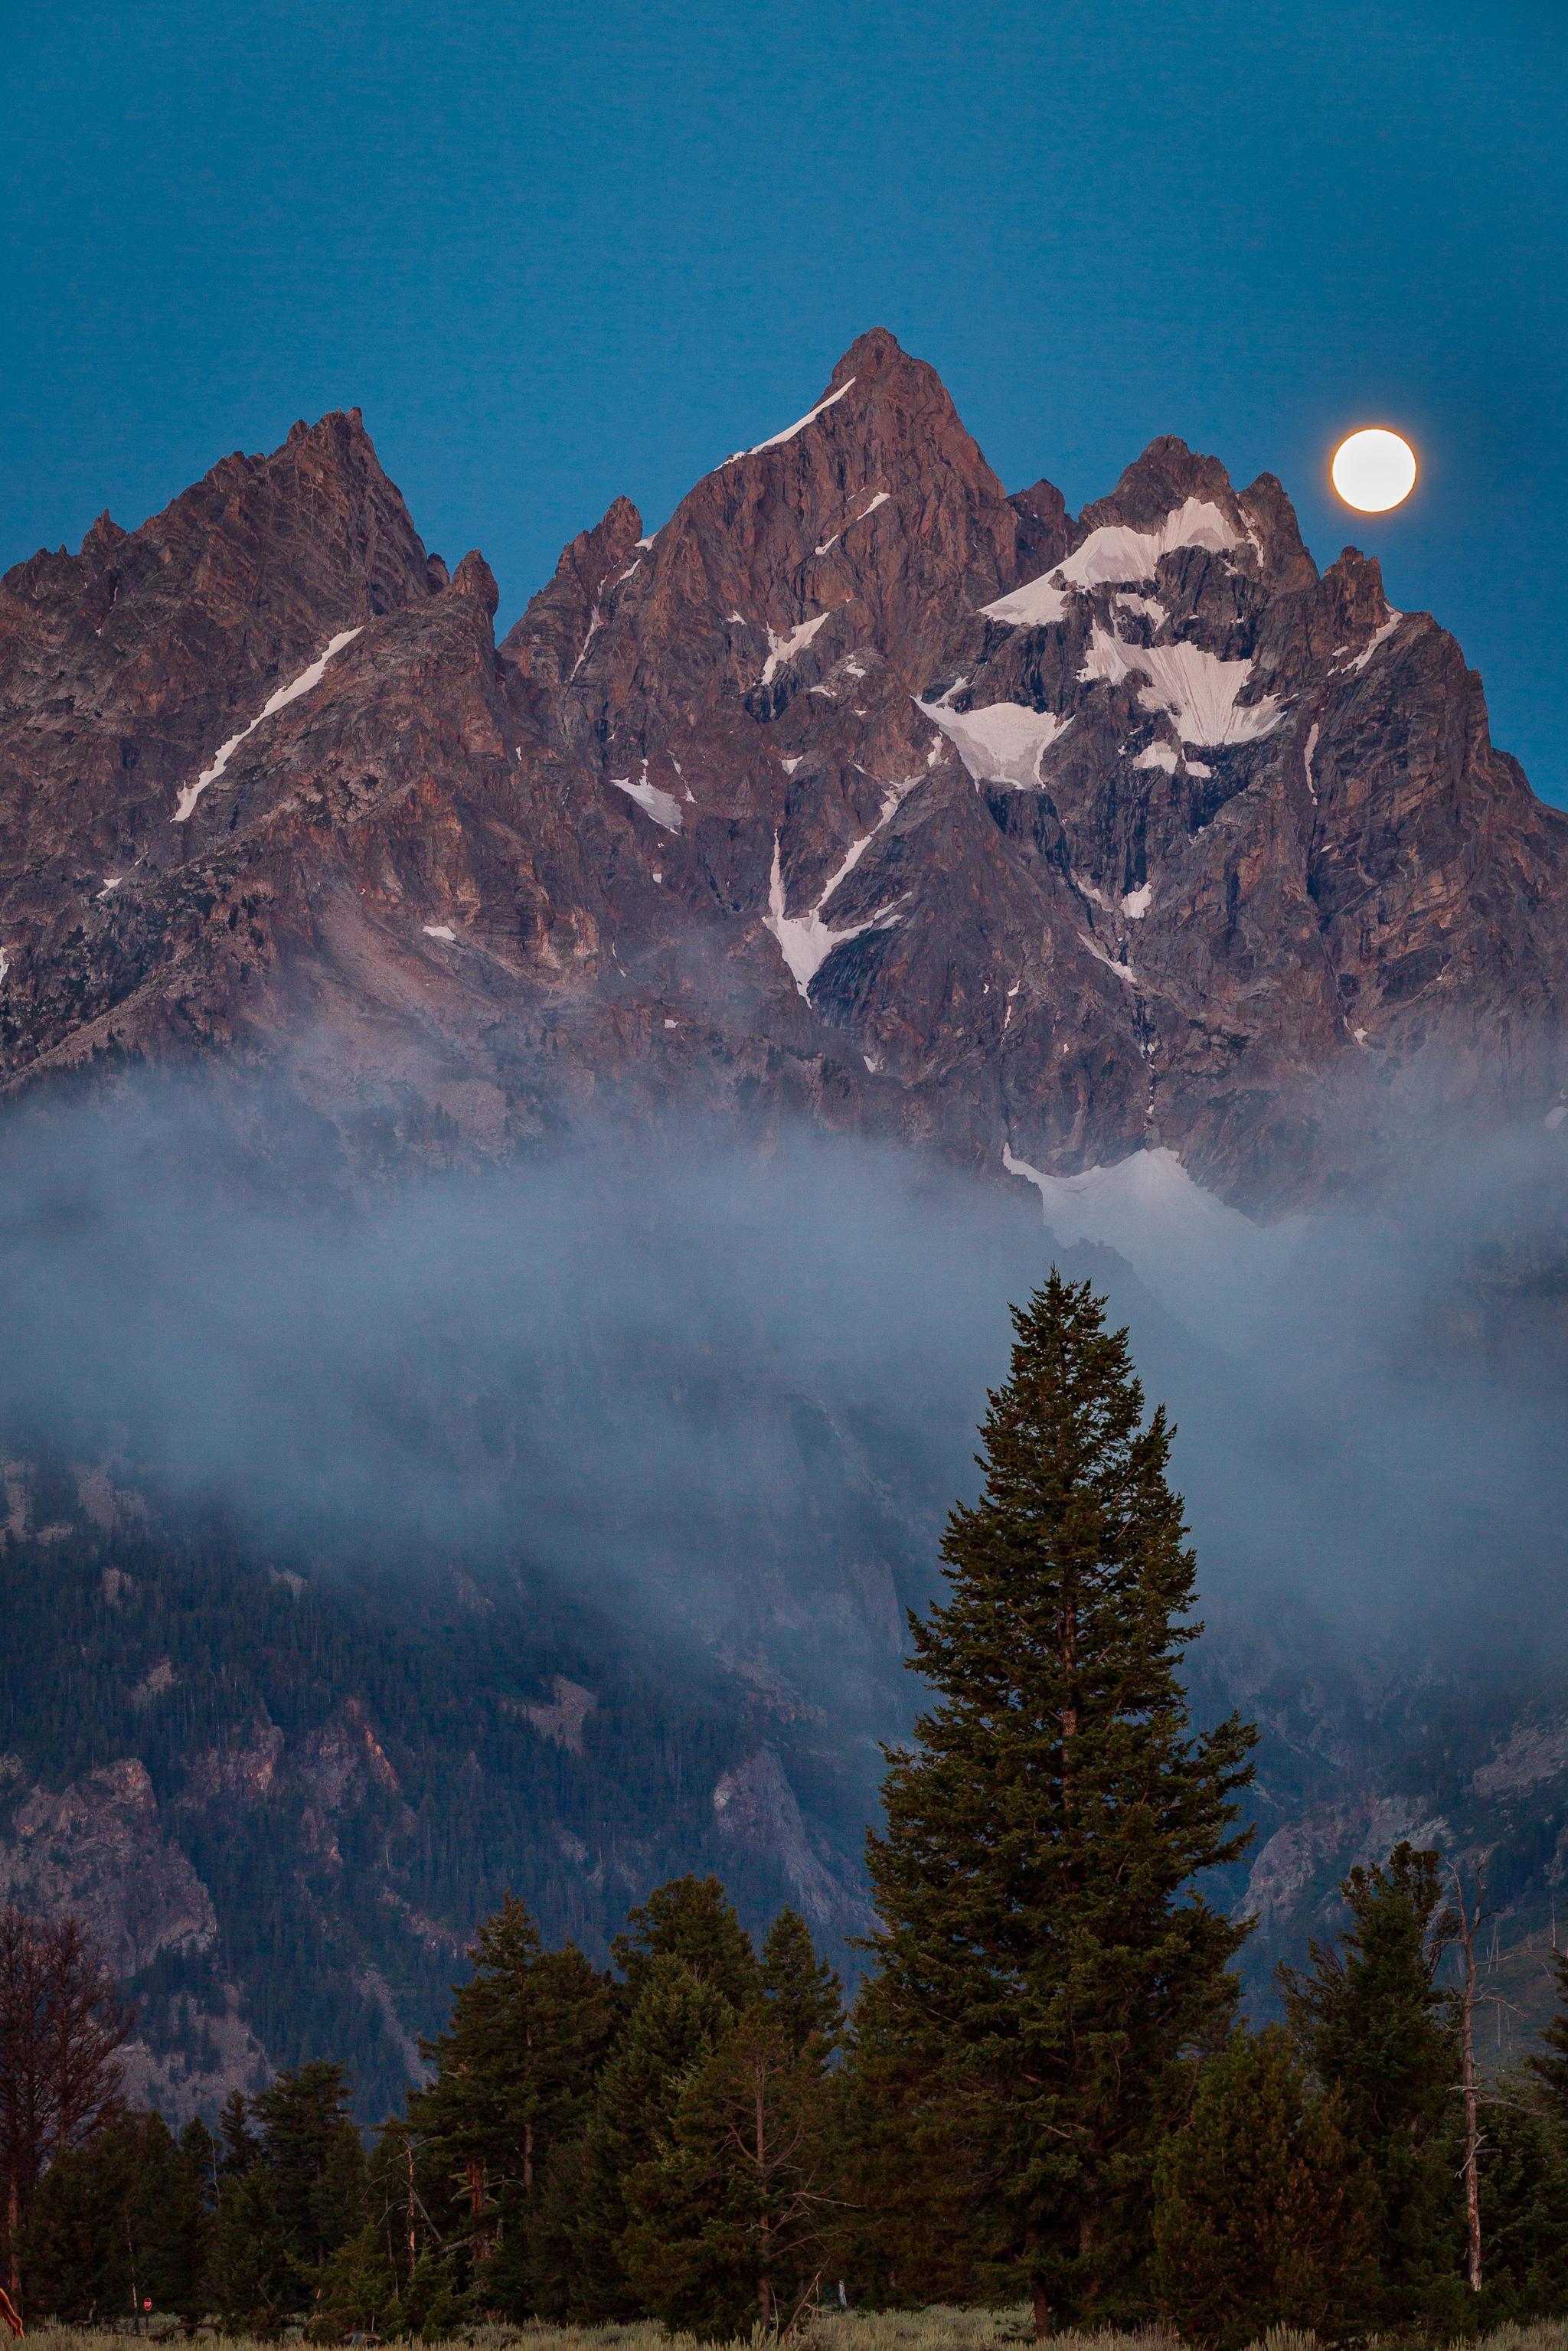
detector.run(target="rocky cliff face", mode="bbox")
[3,328,1563,1202]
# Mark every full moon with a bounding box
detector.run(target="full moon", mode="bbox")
[1331,427,1418,513]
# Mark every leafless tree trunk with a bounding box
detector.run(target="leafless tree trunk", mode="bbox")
[1449,1861,1489,2295]
[0,1909,130,2310]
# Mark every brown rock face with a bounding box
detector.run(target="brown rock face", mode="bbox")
[0,1755,215,1975]
[1,332,1564,1205]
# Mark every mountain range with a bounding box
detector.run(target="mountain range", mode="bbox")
[4,328,1567,2119]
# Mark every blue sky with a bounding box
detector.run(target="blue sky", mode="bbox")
[5,0,1565,798]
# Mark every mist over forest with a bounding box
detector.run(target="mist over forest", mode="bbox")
[4,1069,1566,1711]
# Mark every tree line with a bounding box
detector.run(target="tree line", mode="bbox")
[5,1275,1568,2343]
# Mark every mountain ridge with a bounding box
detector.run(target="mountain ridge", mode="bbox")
[5,328,1564,1206]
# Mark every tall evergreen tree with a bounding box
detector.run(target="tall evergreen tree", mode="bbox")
[408,1891,614,2310]
[212,2159,295,2332]
[838,1973,984,2310]
[1475,2088,1568,2319]
[864,1273,1256,2330]
[622,2002,844,2340]
[253,2059,366,2273]
[544,1952,735,2320]
[218,2088,260,2175]
[612,1876,760,2011]
[1280,1840,1462,2327]
[1152,2026,1377,2349]
[760,1909,843,2059]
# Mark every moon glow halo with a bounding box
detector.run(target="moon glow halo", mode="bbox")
[1331,428,1417,514]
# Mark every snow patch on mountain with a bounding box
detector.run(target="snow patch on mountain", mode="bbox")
[1001,1142,1302,1344]
[1348,609,1404,673]
[726,377,854,464]
[173,628,362,823]
[981,576,1071,629]
[985,499,1241,638]
[1115,593,1167,624]
[761,610,833,686]
[610,769,683,831]
[764,782,913,997]
[1080,628,1281,746]
[1060,498,1240,589]
[916,696,1070,789]
[1079,935,1138,984]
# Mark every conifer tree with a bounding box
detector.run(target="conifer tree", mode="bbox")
[760,1909,843,2058]
[253,2059,365,2272]
[838,1973,984,2309]
[1280,1841,1461,2327]
[612,1875,760,2011]
[1525,1947,1568,2124]
[545,1952,736,2320]
[306,2222,403,2343]
[621,2000,844,2339]
[18,2113,213,2323]
[864,1272,1257,2330]
[180,2114,220,2211]
[407,1891,614,2307]
[213,2160,294,2331]
[219,2088,260,2174]
[1152,2026,1377,2349]
[1474,2088,1568,2317]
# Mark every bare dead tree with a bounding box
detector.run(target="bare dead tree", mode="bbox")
[1447,1859,1492,2297]
[0,1909,132,2304]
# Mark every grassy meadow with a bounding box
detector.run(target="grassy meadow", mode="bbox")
[18,2313,1568,2351]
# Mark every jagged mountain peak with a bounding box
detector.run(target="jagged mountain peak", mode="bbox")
[449,550,500,616]
[825,323,911,383]
[500,493,643,694]
[0,350,1563,1210]
[1080,433,1239,530]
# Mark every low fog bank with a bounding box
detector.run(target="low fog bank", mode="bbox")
[2,1077,1567,1718]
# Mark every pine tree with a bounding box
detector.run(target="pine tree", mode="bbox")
[838,1973,984,2309]
[1279,1840,1462,2327]
[864,1273,1257,2330]
[133,2112,214,2318]
[212,2160,295,2331]
[760,1909,843,2059]
[306,2222,402,2343]
[18,2122,138,2323]
[1475,2088,1568,2318]
[612,1875,760,2011]
[407,1891,614,2309]
[1152,2025,1377,2349]
[180,2114,220,2212]
[219,2088,260,2175]
[18,2111,214,2323]
[544,1952,736,2320]
[1525,1947,1568,2124]
[621,2001,844,2340]
[253,2059,365,2272]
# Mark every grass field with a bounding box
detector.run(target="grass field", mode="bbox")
[18,2317,1568,2351]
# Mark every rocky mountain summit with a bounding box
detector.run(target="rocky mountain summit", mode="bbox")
[4,327,1563,1205]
